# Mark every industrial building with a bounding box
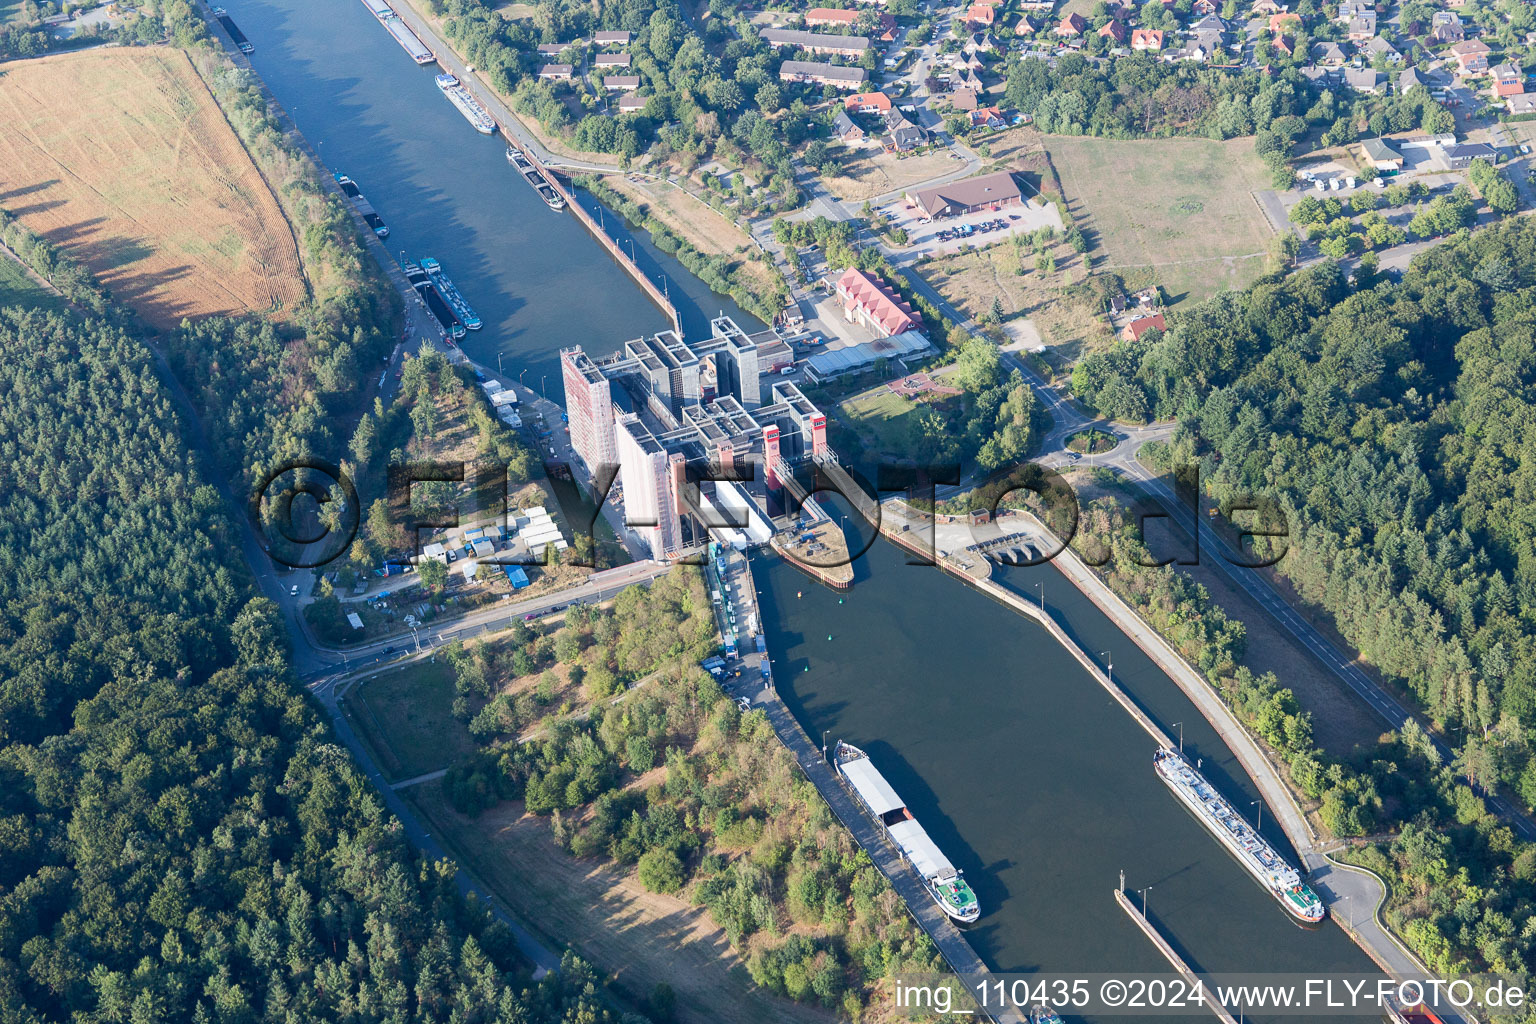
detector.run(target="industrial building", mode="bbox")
[561,317,830,560]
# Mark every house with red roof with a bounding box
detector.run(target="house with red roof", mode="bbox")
[1131,27,1163,49]
[1098,19,1127,43]
[965,3,996,27]
[969,105,1005,127]
[1491,61,1524,98]
[835,268,921,338]
[1120,312,1166,341]
[806,7,859,26]
[845,91,893,113]
[1449,39,1492,75]
[1055,12,1086,35]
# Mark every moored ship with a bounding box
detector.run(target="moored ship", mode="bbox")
[835,742,980,923]
[359,0,393,20]
[402,256,466,339]
[1153,748,1325,923]
[335,174,389,238]
[421,257,481,330]
[383,16,435,65]
[436,73,496,135]
[506,146,566,211]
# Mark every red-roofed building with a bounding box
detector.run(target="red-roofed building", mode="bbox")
[966,3,996,27]
[1120,312,1166,341]
[1492,61,1524,98]
[1055,12,1086,34]
[970,105,1005,127]
[806,6,859,25]
[1098,18,1127,42]
[1131,27,1163,49]
[1273,34,1294,55]
[1267,11,1300,33]
[845,91,893,113]
[835,268,921,337]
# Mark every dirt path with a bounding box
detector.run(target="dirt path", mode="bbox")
[406,791,838,1024]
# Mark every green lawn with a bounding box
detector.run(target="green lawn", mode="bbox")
[1048,135,1274,304]
[351,659,479,780]
[0,253,64,313]
[837,386,921,456]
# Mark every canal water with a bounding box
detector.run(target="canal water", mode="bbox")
[232,0,758,387]
[757,535,1378,1024]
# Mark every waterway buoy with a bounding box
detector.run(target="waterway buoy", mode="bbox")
[803,665,809,672]
[838,598,843,604]
[827,634,833,641]
[797,591,802,598]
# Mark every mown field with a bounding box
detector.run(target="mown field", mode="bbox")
[0,47,306,327]
[1048,135,1274,303]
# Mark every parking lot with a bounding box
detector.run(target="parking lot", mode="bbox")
[888,197,1064,258]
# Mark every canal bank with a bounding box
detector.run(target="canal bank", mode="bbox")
[754,534,1381,1024]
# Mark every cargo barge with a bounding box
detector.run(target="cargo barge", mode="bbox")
[505,146,566,211]
[335,174,389,239]
[215,11,253,53]
[384,15,435,65]
[835,741,980,923]
[421,257,481,330]
[1153,748,1325,923]
[359,0,393,19]
[402,256,466,340]
[435,73,496,135]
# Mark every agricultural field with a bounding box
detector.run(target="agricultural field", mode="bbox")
[1048,136,1274,303]
[0,47,306,327]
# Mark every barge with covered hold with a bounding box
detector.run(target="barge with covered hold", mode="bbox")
[335,174,389,238]
[402,256,465,340]
[506,146,566,211]
[1154,747,1325,923]
[835,741,980,923]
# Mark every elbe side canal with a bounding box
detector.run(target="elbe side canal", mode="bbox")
[232,0,759,388]
[232,3,1381,1018]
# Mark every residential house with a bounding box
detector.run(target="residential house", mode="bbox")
[778,60,869,88]
[538,63,574,80]
[1300,65,1330,83]
[966,2,996,27]
[1343,67,1383,92]
[602,74,640,91]
[1360,136,1404,171]
[760,28,871,57]
[905,169,1025,218]
[1190,13,1228,34]
[1273,34,1294,55]
[832,110,865,141]
[1013,15,1038,35]
[1098,18,1127,43]
[1335,0,1368,19]
[1362,35,1401,63]
[1250,0,1284,14]
[1508,93,1536,115]
[949,87,979,110]
[1268,11,1301,34]
[834,268,921,337]
[954,68,985,92]
[846,91,892,113]
[1448,39,1491,76]
[966,31,998,54]
[1192,0,1219,15]
[872,13,899,42]
[969,105,1005,127]
[594,30,631,45]
[1430,11,1464,44]
[536,42,565,57]
[594,52,631,67]
[1398,65,1428,93]
[1131,27,1164,49]
[1056,12,1086,35]
[1491,62,1524,98]
[806,7,859,26]
[1119,313,1166,341]
[1346,12,1376,40]
[617,92,646,113]
[884,110,928,150]
[1312,40,1346,64]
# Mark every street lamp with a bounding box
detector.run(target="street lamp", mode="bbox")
[541,375,548,399]
[498,352,504,375]
[1034,580,1044,612]
[519,368,528,387]
[1250,799,1263,830]
[823,730,830,762]
[1100,651,1113,687]
[1172,721,1183,753]
[1138,885,1153,916]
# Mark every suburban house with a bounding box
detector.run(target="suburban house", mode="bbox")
[949,87,979,110]
[806,7,859,27]
[1273,34,1294,56]
[846,90,892,113]
[1131,27,1164,49]
[1344,68,1383,93]
[965,3,997,27]
[536,43,565,57]
[1448,39,1492,76]
[778,60,869,88]
[969,105,1005,127]
[884,110,928,150]
[1346,11,1376,40]
[538,63,574,80]
[1398,66,1428,93]
[602,74,640,91]
[832,110,865,140]
[594,52,631,67]
[953,68,984,91]
[1430,11,1464,43]
[1491,62,1525,98]
[617,92,646,113]
[966,31,998,53]
[1056,12,1086,35]
[1250,0,1284,15]
[1013,15,1038,35]
[1360,136,1404,171]
[1098,19,1127,43]
[1192,0,1219,14]
[1509,93,1536,115]
[1120,313,1166,341]
[1362,36,1401,63]
[594,30,631,45]
[834,268,921,337]
[1336,1,1369,20]
[760,28,872,57]
[906,170,1025,219]
[1312,40,1346,64]
[1268,11,1301,34]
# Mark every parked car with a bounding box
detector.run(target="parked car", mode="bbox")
[289,584,299,597]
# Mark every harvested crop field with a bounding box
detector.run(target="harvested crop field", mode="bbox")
[0,47,305,327]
